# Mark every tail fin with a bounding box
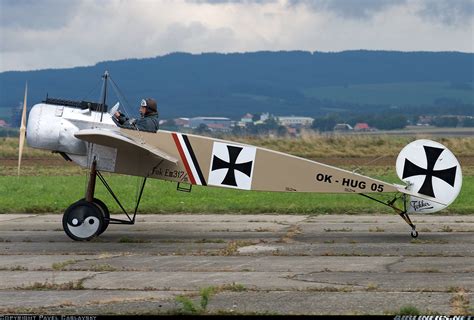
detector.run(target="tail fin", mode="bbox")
[396,139,462,213]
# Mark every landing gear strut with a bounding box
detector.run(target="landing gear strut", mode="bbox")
[360,193,418,239]
[62,159,147,241]
[400,212,418,239]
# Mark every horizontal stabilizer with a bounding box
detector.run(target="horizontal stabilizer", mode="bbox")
[396,186,448,206]
[75,129,178,164]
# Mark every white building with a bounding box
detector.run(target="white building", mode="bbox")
[277,116,314,127]
[334,123,353,131]
[260,112,270,122]
[189,117,232,132]
[241,113,253,123]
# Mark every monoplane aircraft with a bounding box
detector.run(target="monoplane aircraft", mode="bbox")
[18,72,462,241]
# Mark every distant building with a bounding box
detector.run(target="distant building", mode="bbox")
[260,112,270,122]
[0,120,7,127]
[189,117,232,132]
[277,116,314,127]
[334,123,353,131]
[354,122,370,132]
[417,115,433,126]
[206,123,231,132]
[241,113,253,123]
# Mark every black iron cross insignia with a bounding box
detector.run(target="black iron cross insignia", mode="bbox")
[402,146,457,198]
[211,145,253,187]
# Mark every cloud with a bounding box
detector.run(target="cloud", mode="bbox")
[0,0,472,72]
[162,21,236,52]
[187,0,409,19]
[188,0,276,4]
[189,0,474,24]
[417,0,474,26]
[288,0,407,19]
[0,0,81,29]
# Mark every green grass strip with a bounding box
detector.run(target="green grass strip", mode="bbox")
[0,174,472,214]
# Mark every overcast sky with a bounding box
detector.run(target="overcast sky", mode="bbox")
[0,0,473,72]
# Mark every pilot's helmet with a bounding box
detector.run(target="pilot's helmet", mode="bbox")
[141,98,157,113]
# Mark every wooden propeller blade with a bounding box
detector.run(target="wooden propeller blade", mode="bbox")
[18,82,27,176]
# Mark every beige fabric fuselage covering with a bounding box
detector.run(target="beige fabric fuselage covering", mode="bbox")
[102,129,399,194]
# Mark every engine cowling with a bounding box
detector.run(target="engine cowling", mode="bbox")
[27,103,86,155]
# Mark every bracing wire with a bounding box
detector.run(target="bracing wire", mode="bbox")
[352,154,388,175]
[77,78,103,103]
[108,76,133,120]
[108,75,145,142]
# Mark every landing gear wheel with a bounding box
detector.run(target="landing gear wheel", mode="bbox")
[80,198,110,235]
[411,230,418,238]
[63,200,104,241]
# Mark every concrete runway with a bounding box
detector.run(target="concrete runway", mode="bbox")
[0,214,472,315]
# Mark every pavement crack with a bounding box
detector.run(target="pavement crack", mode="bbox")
[79,271,110,289]
[1,215,40,223]
[385,257,405,272]
[278,224,303,244]
[285,273,365,288]
[52,253,125,271]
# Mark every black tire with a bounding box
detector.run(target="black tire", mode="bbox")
[411,230,419,238]
[80,198,110,235]
[63,200,104,241]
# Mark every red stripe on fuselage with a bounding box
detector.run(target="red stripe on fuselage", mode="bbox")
[171,133,196,185]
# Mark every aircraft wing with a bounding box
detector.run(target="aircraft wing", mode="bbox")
[75,129,178,164]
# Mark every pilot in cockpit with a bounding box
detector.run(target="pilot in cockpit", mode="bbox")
[114,98,159,132]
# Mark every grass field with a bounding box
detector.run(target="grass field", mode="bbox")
[302,81,474,106]
[1,135,473,214]
[0,174,472,214]
[2,134,474,159]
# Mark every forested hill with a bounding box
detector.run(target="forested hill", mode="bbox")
[1,50,473,121]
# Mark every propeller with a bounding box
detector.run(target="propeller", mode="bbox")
[17,83,27,176]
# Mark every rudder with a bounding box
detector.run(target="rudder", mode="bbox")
[396,139,462,213]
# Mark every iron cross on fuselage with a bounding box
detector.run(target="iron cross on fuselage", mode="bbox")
[211,145,253,187]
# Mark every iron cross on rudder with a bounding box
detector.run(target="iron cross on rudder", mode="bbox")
[402,145,457,198]
[211,145,253,187]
